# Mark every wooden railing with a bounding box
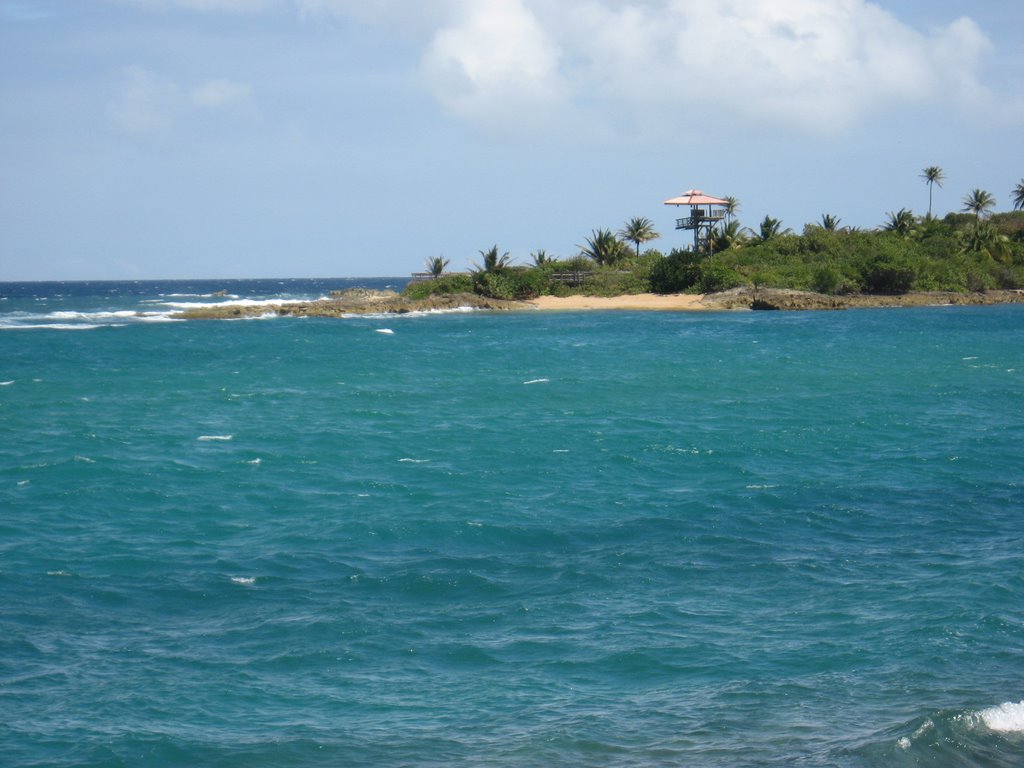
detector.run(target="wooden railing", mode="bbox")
[676,210,726,229]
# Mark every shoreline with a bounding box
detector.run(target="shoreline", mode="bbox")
[170,288,1024,320]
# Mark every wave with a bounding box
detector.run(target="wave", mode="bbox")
[0,322,105,331]
[0,307,180,329]
[853,700,1024,766]
[197,435,233,441]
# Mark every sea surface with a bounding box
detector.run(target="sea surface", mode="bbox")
[2,278,1023,767]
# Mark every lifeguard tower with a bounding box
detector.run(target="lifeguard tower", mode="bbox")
[664,189,729,253]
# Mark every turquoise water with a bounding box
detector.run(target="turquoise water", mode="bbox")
[2,280,1023,767]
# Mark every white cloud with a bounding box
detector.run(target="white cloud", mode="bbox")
[110,67,255,134]
[108,0,1006,137]
[109,65,183,134]
[421,0,565,130]
[420,0,998,137]
[190,78,253,108]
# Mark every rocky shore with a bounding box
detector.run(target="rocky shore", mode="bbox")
[171,286,1024,319]
[698,287,1024,311]
[171,289,523,319]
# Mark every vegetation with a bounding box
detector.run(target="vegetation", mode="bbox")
[425,255,448,278]
[618,217,660,257]
[962,188,996,220]
[403,177,1024,302]
[579,228,631,266]
[921,166,944,218]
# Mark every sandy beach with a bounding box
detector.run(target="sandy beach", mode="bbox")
[528,293,707,311]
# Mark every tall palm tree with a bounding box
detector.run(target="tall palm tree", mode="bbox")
[618,217,660,257]
[883,208,916,236]
[920,166,944,218]
[962,188,996,220]
[579,229,628,266]
[473,245,511,273]
[1013,179,1024,211]
[425,255,448,278]
[724,196,740,222]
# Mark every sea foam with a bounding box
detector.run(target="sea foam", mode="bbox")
[979,701,1024,733]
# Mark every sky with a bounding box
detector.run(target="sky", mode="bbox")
[1,0,1022,280]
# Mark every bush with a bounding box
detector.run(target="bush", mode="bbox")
[649,249,702,293]
[474,267,550,300]
[859,254,916,294]
[697,262,745,293]
[402,273,474,299]
[811,265,841,294]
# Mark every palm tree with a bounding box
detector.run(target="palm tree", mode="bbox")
[959,220,1012,263]
[425,255,448,278]
[473,245,511,274]
[618,217,660,257]
[820,213,841,231]
[883,208,916,236]
[920,166,944,218]
[962,188,996,221]
[530,249,553,267]
[710,220,746,252]
[724,196,740,222]
[580,229,628,266]
[757,215,790,242]
[1012,179,1024,211]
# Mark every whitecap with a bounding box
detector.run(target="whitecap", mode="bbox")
[552,449,570,453]
[17,480,30,486]
[47,570,71,577]
[198,435,233,441]
[230,576,256,585]
[2,323,103,331]
[246,458,262,465]
[376,328,395,335]
[523,378,549,385]
[0,380,14,386]
[978,700,1024,733]
[398,458,429,463]
[73,455,96,463]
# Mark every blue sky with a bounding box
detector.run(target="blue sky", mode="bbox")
[2,0,1022,280]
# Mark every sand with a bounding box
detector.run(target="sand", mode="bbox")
[527,293,707,311]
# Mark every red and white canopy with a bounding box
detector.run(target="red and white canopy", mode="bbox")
[663,189,729,206]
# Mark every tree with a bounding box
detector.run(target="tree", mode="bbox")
[580,228,629,266]
[530,249,553,267]
[884,208,916,237]
[425,255,448,278]
[1013,179,1024,211]
[724,196,740,221]
[820,213,841,231]
[959,220,1013,263]
[920,166,945,218]
[962,188,996,220]
[473,245,511,274]
[756,215,790,242]
[710,220,746,252]
[618,217,660,257]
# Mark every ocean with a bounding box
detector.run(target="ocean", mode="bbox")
[2,278,1022,767]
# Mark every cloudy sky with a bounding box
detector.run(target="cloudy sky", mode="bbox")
[2,0,1022,280]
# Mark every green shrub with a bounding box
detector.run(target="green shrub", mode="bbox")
[402,274,474,299]
[860,254,917,294]
[474,267,550,300]
[811,265,841,294]
[697,262,745,293]
[649,249,702,293]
